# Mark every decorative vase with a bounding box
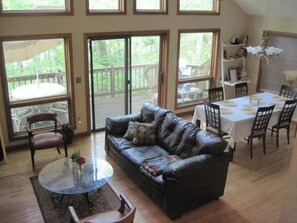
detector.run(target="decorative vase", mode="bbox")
[74,163,84,177]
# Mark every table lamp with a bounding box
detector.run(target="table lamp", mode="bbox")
[283,70,297,88]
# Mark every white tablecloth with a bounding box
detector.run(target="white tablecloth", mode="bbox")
[11,83,66,101]
[192,92,294,147]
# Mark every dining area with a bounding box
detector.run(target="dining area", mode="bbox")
[193,84,297,161]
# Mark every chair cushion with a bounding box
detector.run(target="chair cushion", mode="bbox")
[32,132,64,150]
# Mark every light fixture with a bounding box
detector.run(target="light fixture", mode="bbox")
[283,70,297,88]
[245,1,283,65]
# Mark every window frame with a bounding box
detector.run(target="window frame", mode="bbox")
[175,29,220,109]
[86,0,126,15]
[0,0,73,16]
[0,34,74,140]
[177,0,220,15]
[133,0,168,15]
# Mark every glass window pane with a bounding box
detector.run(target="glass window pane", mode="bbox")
[177,81,209,105]
[89,0,120,11]
[2,0,66,11]
[136,0,161,10]
[11,101,69,133]
[3,38,67,102]
[179,0,213,11]
[178,32,213,80]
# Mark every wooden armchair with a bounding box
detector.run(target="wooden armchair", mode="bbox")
[26,112,68,170]
[68,193,136,223]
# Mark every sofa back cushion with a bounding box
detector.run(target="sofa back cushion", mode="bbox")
[157,112,189,154]
[191,130,228,156]
[175,123,199,159]
[176,124,228,158]
[140,102,168,127]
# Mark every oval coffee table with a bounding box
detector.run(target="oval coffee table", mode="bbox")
[38,156,113,207]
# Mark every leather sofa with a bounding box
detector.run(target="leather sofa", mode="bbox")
[105,102,230,219]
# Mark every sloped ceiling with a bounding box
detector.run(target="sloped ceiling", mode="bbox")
[233,0,297,18]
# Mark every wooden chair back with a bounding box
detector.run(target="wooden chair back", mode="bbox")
[208,87,224,102]
[235,82,248,97]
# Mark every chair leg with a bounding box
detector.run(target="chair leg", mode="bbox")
[287,126,290,144]
[56,147,61,154]
[250,138,253,159]
[31,149,35,170]
[295,125,297,138]
[64,143,68,157]
[276,128,279,148]
[263,135,266,155]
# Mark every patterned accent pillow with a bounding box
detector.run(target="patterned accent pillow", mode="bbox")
[124,121,139,140]
[142,155,181,176]
[124,121,156,145]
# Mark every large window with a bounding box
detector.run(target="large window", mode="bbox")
[0,0,72,15]
[87,0,126,14]
[178,0,220,14]
[0,35,73,138]
[176,30,219,108]
[134,0,167,14]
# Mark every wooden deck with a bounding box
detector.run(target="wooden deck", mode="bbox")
[93,90,156,129]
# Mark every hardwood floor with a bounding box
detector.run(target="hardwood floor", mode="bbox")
[0,125,294,223]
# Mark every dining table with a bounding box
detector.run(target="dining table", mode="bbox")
[192,91,297,158]
[11,83,66,101]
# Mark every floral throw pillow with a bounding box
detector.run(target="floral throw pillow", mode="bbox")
[124,121,156,145]
[142,155,181,176]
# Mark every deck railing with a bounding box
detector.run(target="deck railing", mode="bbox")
[7,64,159,96]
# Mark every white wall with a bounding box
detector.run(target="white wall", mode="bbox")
[0,0,247,147]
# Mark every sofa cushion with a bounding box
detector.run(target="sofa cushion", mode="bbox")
[140,102,168,127]
[157,112,189,154]
[192,130,228,156]
[107,135,136,152]
[175,123,199,159]
[124,121,156,145]
[142,155,181,176]
[122,146,169,167]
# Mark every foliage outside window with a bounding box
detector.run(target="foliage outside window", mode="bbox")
[1,37,72,138]
[134,0,167,14]
[178,0,220,14]
[87,0,126,14]
[1,0,72,14]
[176,30,219,107]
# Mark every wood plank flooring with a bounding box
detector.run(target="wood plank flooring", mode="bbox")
[0,121,294,223]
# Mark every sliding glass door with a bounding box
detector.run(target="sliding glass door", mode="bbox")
[89,35,161,130]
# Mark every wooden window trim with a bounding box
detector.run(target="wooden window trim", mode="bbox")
[175,29,220,109]
[86,0,127,15]
[0,34,75,140]
[133,0,168,15]
[177,0,220,15]
[0,0,73,16]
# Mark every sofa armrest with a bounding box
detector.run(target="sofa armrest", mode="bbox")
[162,153,229,180]
[105,113,142,136]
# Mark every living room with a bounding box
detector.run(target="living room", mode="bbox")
[1,0,297,222]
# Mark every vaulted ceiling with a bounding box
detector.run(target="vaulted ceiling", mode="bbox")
[233,0,297,18]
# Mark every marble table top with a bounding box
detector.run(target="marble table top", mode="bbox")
[38,157,113,194]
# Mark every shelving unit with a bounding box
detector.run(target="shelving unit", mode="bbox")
[221,40,250,98]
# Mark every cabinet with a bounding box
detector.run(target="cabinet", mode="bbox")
[221,40,250,98]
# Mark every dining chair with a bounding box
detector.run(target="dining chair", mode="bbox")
[203,99,228,138]
[235,82,248,97]
[247,105,275,159]
[26,112,68,170]
[270,99,297,148]
[68,193,136,223]
[208,87,224,102]
[279,85,295,98]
